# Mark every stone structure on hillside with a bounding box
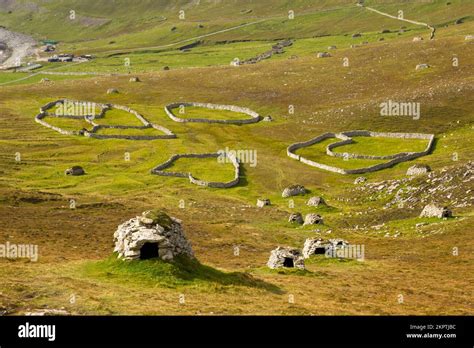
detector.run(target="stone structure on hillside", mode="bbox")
[287,130,435,175]
[413,36,424,42]
[267,246,305,269]
[107,88,119,94]
[288,212,303,224]
[407,164,431,176]
[151,152,240,188]
[164,102,262,124]
[420,204,452,219]
[302,238,349,259]
[303,213,324,225]
[35,99,176,140]
[282,184,307,198]
[416,63,429,70]
[129,77,140,82]
[317,52,331,58]
[237,40,293,65]
[307,196,326,207]
[114,210,194,261]
[257,198,271,208]
[65,166,85,176]
[354,176,367,184]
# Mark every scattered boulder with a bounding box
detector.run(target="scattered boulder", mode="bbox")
[163,66,170,70]
[354,176,367,184]
[454,18,463,25]
[257,198,271,208]
[267,246,305,269]
[413,36,424,42]
[416,63,429,70]
[65,166,85,176]
[262,115,273,122]
[171,26,177,32]
[352,33,362,38]
[282,184,307,198]
[303,213,323,225]
[465,35,474,41]
[129,77,140,82]
[198,24,204,28]
[288,212,303,224]
[381,29,391,34]
[328,45,337,50]
[114,210,194,261]
[107,88,119,94]
[420,204,452,219]
[407,164,431,176]
[39,78,50,83]
[306,196,326,207]
[316,52,331,58]
[378,37,385,41]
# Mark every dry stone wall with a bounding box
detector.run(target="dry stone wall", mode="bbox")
[36,99,176,140]
[164,102,262,124]
[287,130,435,175]
[151,152,240,188]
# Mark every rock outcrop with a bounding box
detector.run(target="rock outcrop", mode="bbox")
[267,246,305,269]
[114,210,194,261]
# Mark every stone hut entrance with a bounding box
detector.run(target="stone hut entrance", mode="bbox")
[283,257,294,268]
[140,242,159,259]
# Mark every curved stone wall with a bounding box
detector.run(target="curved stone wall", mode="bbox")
[287,130,435,174]
[164,102,262,124]
[151,152,240,188]
[35,99,176,140]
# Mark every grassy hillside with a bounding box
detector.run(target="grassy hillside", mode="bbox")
[0,0,473,315]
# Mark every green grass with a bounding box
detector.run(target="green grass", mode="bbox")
[83,254,280,292]
[175,105,254,121]
[333,136,429,156]
[162,157,236,183]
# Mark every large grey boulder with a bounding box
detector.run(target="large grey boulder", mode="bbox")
[267,246,305,269]
[282,184,307,198]
[354,176,367,184]
[114,210,194,261]
[420,204,452,218]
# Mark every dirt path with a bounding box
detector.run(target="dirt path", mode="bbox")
[363,5,435,39]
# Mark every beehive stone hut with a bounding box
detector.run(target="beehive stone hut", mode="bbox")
[267,246,305,269]
[303,213,324,225]
[288,212,303,224]
[282,184,307,198]
[420,204,452,219]
[257,198,271,208]
[114,210,194,261]
[303,238,349,258]
[307,196,326,207]
[65,166,85,176]
[406,164,431,176]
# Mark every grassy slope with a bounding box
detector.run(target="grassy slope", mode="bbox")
[0,1,473,315]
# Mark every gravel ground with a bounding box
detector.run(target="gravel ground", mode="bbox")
[0,27,36,68]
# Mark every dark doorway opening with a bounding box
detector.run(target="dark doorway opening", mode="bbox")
[314,247,326,255]
[283,257,294,268]
[140,242,159,259]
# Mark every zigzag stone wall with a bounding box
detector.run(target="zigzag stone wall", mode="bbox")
[287,130,435,175]
[151,152,240,188]
[164,102,261,124]
[35,100,176,140]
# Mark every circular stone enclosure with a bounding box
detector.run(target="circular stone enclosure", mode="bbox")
[164,102,262,124]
